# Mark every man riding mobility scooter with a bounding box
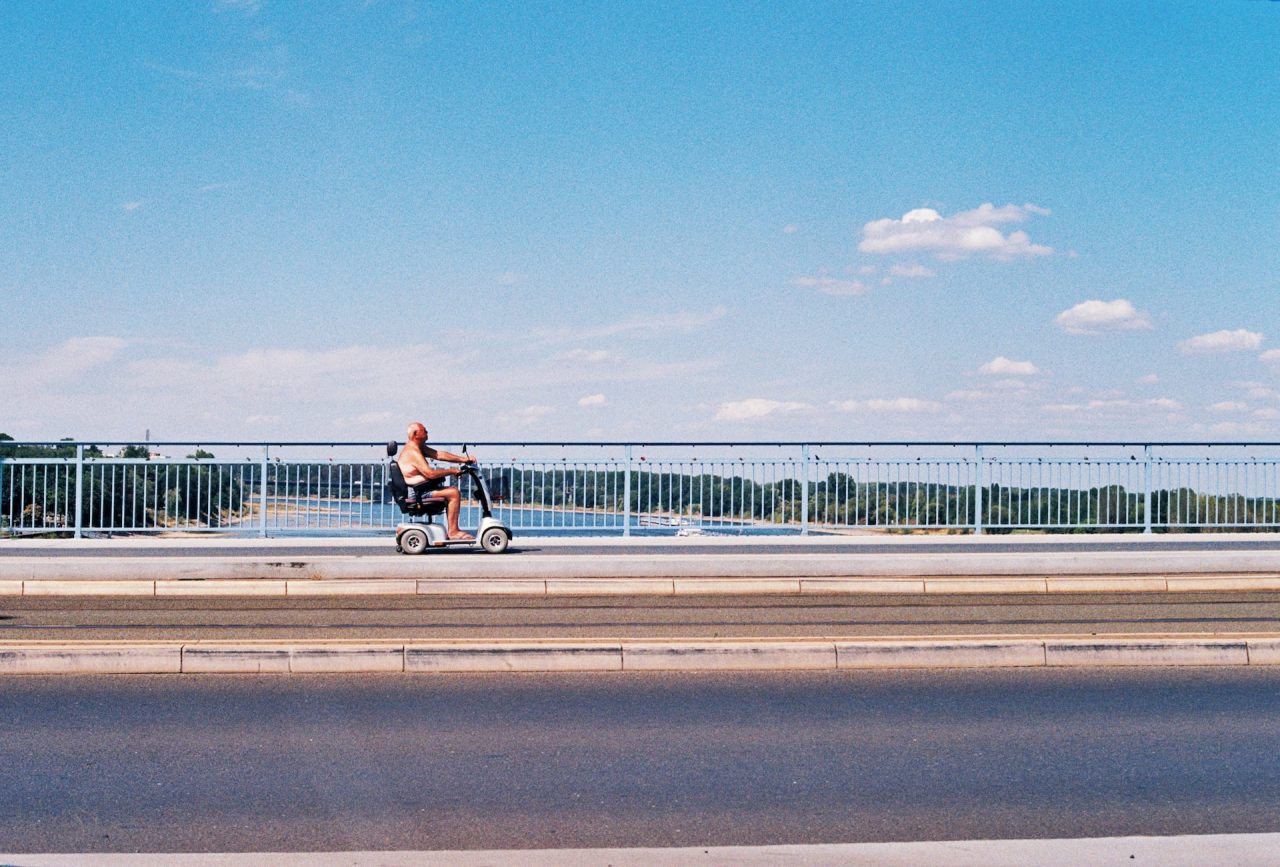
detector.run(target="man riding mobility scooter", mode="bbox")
[385,441,512,554]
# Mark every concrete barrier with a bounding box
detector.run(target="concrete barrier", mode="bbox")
[406,642,623,672]
[836,639,1046,669]
[0,643,182,675]
[1044,639,1249,667]
[1,634,1279,675]
[622,640,837,671]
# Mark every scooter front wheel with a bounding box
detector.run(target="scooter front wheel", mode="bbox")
[480,527,510,554]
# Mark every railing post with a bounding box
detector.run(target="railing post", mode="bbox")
[259,446,269,538]
[622,445,632,538]
[73,444,84,539]
[1143,444,1153,534]
[800,444,810,536]
[974,445,984,536]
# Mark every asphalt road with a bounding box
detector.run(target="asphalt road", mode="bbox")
[4,538,1280,557]
[3,668,1280,853]
[4,592,1280,641]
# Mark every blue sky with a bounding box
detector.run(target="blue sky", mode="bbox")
[2,1,1278,443]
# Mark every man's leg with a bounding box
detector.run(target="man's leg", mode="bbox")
[439,488,472,540]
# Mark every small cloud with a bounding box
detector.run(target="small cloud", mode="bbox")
[28,336,129,383]
[1261,349,1280,364]
[1147,398,1183,410]
[1209,401,1248,413]
[1054,299,1153,335]
[946,390,993,401]
[560,349,612,363]
[858,202,1052,261]
[888,263,936,279]
[536,307,727,345]
[782,224,799,235]
[245,414,281,426]
[1209,421,1263,436]
[499,405,554,427]
[857,265,877,276]
[1179,329,1264,354]
[1256,408,1280,420]
[1136,373,1159,384]
[214,0,262,14]
[830,397,941,413]
[578,393,606,407]
[497,271,525,286]
[790,275,869,297]
[1043,403,1083,413]
[122,201,143,212]
[714,398,810,422]
[980,356,1040,376]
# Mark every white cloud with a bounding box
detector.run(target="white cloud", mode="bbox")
[560,349,613,363]
[578,393,606,407]
[946,390,994,401]
[782,224,799,234]
[888,263,936,279]
[1209,401,1248,413]
[714,398,810,422]
[1136,373,1159,384]
[830,398,941,413]
[535,306,728,344]
[790,275,869,297]
[499,405,554,427]
[1208,421,1263,436]
[122,201,143,212]
[1255,408,1280,420]
[335,411,394,428]
[980,356,1040,376]
[1047,396,1182,415]
[496,271,525,286]
[27,336,130,383]
[858,203,1052,261]
[1054,299,1153,335]
[1261,349,1280,364]
[1179,329,1264,354]
[214,0,262,15]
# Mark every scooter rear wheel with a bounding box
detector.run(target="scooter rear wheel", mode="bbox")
[399,527,430,555]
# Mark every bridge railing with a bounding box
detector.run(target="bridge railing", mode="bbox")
[2,441,1278,537]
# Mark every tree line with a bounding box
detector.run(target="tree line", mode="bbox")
[1,435,245,531]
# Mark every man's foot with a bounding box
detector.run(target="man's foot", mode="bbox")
[448,531,474,542]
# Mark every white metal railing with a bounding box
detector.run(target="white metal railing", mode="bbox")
[2,441,1279,537]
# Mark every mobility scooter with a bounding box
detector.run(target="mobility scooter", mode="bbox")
[385,441,513,554]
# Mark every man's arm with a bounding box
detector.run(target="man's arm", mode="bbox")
[423,446,475,465]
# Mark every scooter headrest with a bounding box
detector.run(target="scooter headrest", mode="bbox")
[386,441,398,457]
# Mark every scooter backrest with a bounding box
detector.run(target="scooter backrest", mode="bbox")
[386,459,409,501]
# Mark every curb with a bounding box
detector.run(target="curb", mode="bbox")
[3,634,1280,675]
[5,574,1280,596]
